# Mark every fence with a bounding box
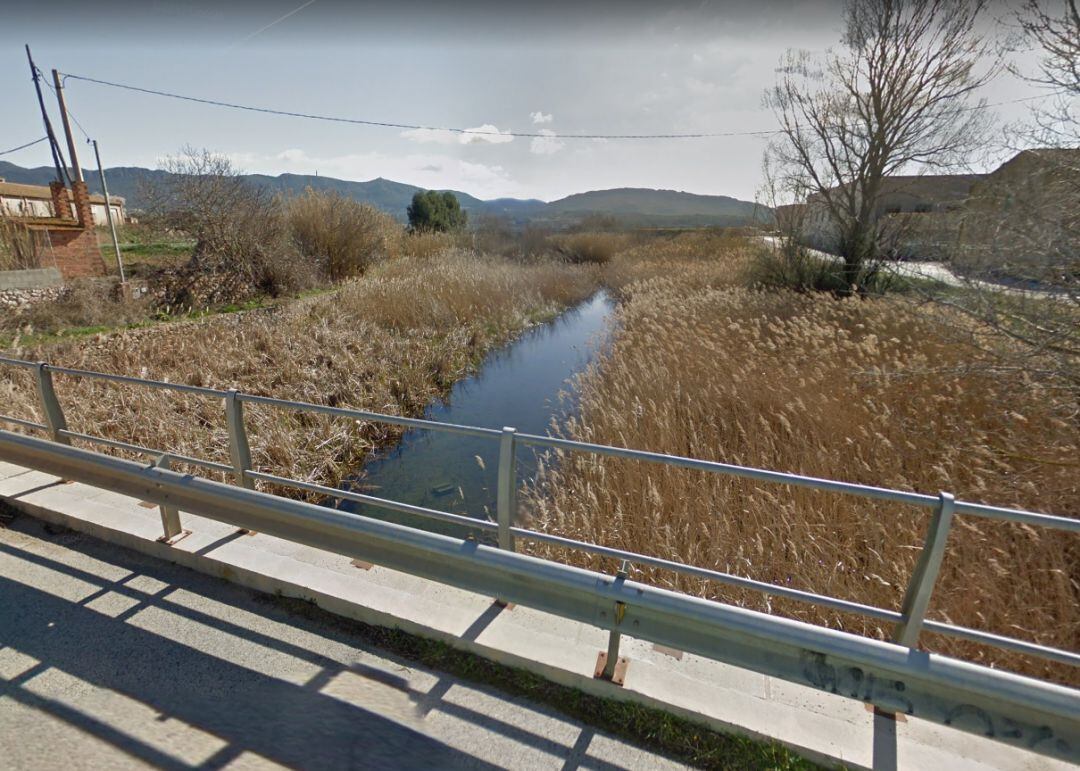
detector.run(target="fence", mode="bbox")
[0,355,1077,761]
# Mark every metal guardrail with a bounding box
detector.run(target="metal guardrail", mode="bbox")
[0,356,1077,761]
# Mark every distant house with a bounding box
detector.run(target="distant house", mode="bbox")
[801,174,982,258]
[0,179,127,226]
[952,149,1079,276]
[796,149,1079,265]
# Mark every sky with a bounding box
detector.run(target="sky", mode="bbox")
[0,0,1053,203]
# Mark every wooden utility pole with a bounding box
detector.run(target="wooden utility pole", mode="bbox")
[91,139,126,284]
[24,45,66,184]
[51,69,83,183]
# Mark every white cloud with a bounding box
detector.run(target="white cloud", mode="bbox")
[530,128,565,156]
[400,124,513,146]
[460,124,514,145]
[530,111,553,124]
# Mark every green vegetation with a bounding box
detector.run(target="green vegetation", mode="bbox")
[407,190,468,233]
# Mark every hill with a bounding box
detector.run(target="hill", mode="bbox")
[0,161,762,227]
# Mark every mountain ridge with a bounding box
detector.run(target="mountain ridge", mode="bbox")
[0,161,765,227]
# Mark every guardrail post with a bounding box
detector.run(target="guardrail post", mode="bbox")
[496,426,517,552]
[893,492,956,648]
[225,389,254,489]
[597,560,630,685]
[34,363,70,445]
[154,454,184,541]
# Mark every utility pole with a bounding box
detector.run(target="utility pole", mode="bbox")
[24,45,66,184]
[91,139,126,284]
[51,69,83,182]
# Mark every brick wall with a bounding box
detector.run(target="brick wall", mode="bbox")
[35,182,109,279]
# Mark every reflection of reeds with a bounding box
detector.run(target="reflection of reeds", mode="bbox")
[0,216,41,271]
[1,250,599,499]
[526,234,1078,685]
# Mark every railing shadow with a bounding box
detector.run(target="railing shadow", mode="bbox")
[0,521,640,770]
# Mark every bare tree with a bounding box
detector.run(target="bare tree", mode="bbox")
[764,0,995,292]
[142,146,307,300]
[930,2,1079,395]
[1009,0,1079,146]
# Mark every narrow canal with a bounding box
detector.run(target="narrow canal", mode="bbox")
[338,291,614,535]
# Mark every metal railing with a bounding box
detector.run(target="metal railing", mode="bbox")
[0,356,1078,761]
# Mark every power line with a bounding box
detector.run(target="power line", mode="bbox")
[61,72,783,139]
[59,72,1069,144]
[43,73,93,141]
[0,136,48,157]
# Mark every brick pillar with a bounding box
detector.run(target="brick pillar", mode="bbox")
[70,180,94,228]
[49,181,73,220]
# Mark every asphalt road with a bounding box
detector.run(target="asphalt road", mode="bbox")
[0,513,684,770]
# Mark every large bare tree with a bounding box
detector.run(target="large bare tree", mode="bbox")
[764,0,994,291]
[933,1,1079,395]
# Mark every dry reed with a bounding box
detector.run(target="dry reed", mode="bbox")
[525,234,1078,685]
[1,251,599,496]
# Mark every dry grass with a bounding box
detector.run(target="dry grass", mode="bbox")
[1,251,599,496]
[525,233,1078,684]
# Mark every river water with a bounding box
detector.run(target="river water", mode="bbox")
[337,292,614,536]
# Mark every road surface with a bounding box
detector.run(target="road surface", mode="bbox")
[0,513,685,770]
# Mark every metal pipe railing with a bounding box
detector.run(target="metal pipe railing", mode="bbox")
[0,428,1076,763]
[0,356,1075,675]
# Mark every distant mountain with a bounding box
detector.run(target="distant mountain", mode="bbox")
[0,161,763,227]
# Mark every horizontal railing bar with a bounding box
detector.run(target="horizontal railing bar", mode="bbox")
[519,432,939,506]
[512,525,902,624]
[2,429,1075,762]
[237,393,502,438]
[57,430,234,474]
[923,620,1080,669]
[246,470,499,533]
[0,415,48,431]
[518,433,1078,533]
[0,356,39,370]
[45,364,228,398]
[952,500,1080,533]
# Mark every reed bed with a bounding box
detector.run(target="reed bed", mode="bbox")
[525,239,1078,684]
[0,251,599,494]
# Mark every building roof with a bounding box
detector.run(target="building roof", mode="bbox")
[0,179,124,206]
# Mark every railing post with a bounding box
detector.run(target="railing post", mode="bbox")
[893,492,956,648]
[597,560,630,684]
[155,454,183,541]
[496,426,517,552]
[34,362,70,445]
[225,389,254,489]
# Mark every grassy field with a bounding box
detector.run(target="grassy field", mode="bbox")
[524,233,1078,686]
[0,250,600,494]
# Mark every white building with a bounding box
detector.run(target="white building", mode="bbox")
[0,179,126,226]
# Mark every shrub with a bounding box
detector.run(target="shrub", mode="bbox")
[287,188,403,280]
[551,232,634,264]
[0,279,152,339]
[407,190,467,233]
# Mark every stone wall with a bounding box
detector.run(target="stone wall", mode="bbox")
[0,284,66,311]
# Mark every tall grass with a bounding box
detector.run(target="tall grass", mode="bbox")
[1,251,599,495]
[526,236,1078,684]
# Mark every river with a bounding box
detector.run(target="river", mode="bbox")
[336,291,614,536]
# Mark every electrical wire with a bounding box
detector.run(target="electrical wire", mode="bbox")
[56,72,1073,143]
[61,72,784,139]
[0,136,49,156]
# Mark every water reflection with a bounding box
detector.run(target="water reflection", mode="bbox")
[337,292,614,537]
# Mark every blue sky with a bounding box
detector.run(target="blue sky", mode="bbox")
[0,1,1048,202]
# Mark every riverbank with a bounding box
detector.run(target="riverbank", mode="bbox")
[525,233,1078,686]
[0,251,601,493]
